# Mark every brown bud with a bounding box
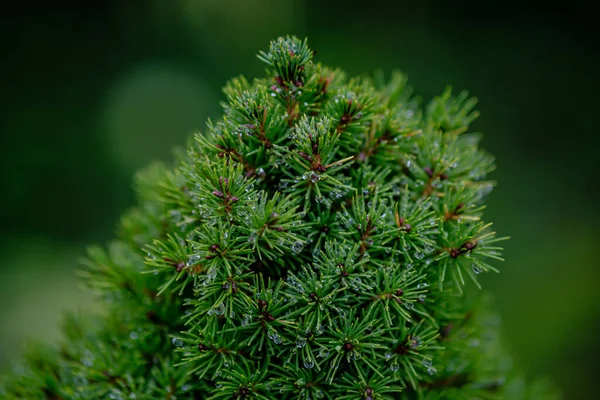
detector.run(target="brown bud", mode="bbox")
[409,336,419,349]
[298,151,311,161]
[264,313,275,322]
[176,261,185,272]
[464,242,477,251]
[197,343,209,351]
[395,344,408,355]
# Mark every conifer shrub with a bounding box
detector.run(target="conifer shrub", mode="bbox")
[1,36,559,399]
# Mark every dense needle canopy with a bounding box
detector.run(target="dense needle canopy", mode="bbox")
[0,36,558,400]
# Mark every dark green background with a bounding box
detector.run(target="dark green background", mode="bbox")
[1,1,598,398]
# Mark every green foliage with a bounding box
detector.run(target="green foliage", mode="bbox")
[0,36,560,399]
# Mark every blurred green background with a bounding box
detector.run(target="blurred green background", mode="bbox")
[1,0,598,398]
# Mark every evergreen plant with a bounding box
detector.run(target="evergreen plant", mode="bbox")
[1,36,559,399]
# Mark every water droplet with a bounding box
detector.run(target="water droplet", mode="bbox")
[296,337,307,348]
[241,314,252,327]
[414,251,424,260]
[80,352,94,367]
[390,363,400,372]
[292,241,304,253]
[171,338,184,347]
[385,352,393,360]
[316,324,325,335]
[186,255,202,268]
[428,366,438,375]
[404,302,415,310]
[303,360,314,369]
[273,335,283,345]
[207,268,217,280]
[318,347,330,358]
[214,303,225,316]
[417,282,429,289]
[472,264,484,275]
[129,331,139,340]
[422,358,432,367]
